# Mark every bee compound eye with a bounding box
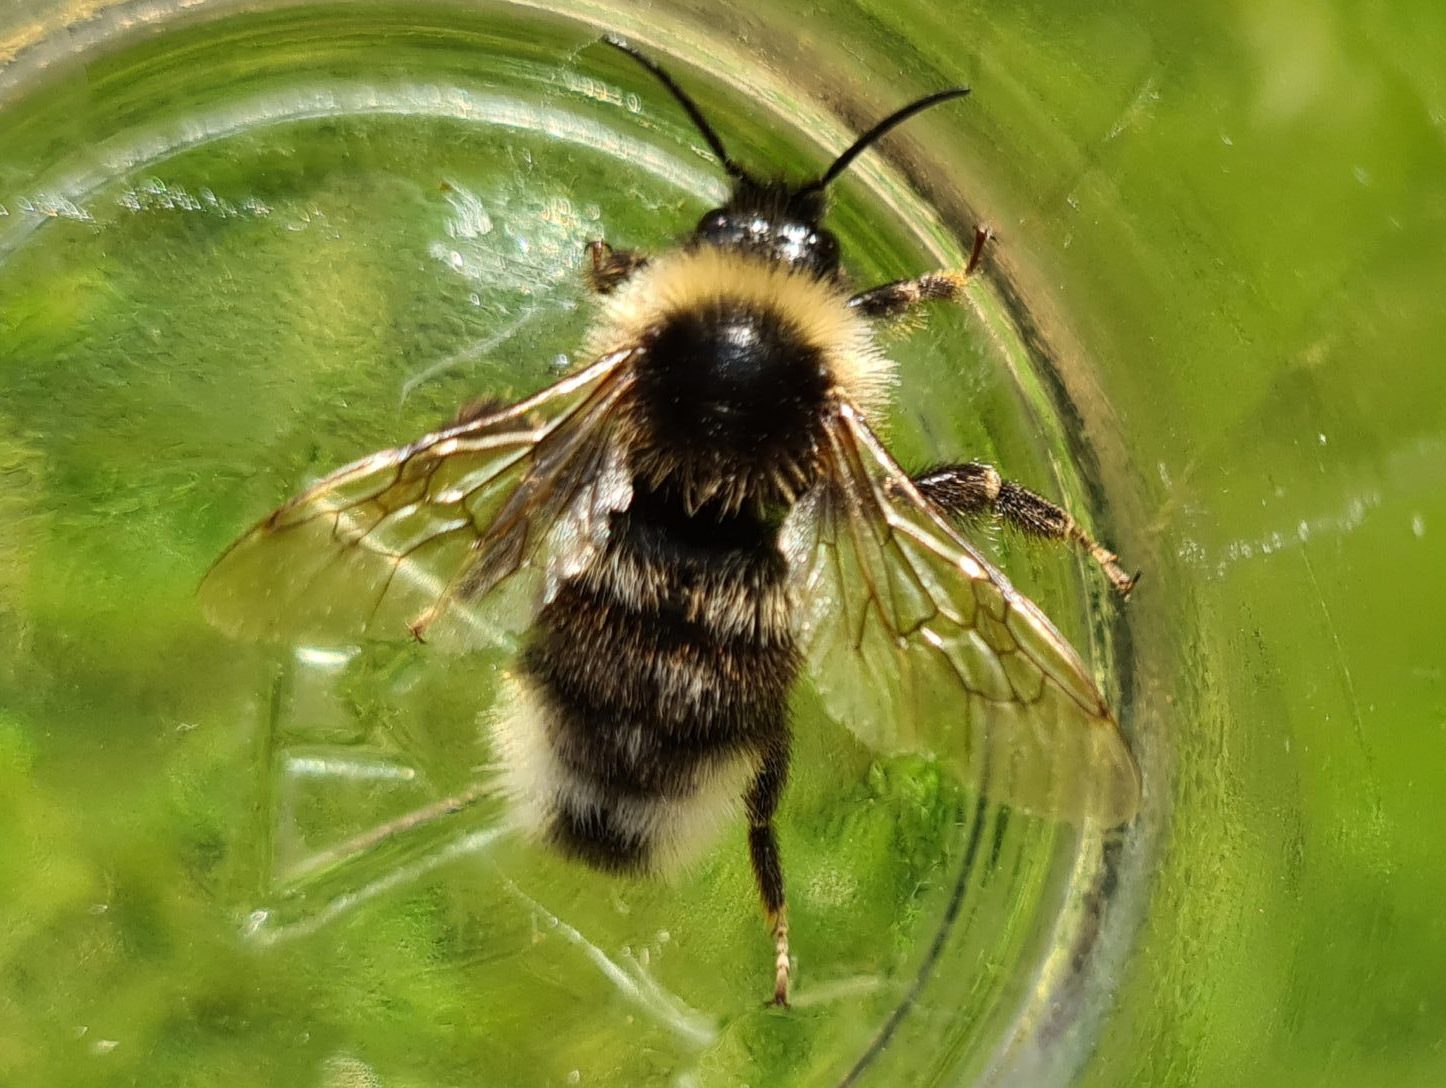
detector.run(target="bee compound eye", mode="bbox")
[806,230,840,271]
[697,208,730,234]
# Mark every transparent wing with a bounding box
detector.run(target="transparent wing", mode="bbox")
[200,349,638,649]
[783,400,1140,826]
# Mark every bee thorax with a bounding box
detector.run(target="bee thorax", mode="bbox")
[631,302,829,508]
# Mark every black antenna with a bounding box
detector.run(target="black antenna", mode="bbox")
[600,35,749,181]
[807,87,970,192]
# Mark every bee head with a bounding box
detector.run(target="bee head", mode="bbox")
[693,181,839,277]
[601,36,968,277]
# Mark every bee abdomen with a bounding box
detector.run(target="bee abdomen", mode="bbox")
[532,580,793,740]
[496,492,798,873]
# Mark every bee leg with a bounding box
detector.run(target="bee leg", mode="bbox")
[745,737,791,1006]
[585,239,650,294]
[846,225,993,319]
[913,462,1140,598]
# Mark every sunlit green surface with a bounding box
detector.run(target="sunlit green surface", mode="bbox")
[2,1,1443,1086]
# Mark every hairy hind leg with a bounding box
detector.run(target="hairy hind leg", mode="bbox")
[913,462,1139,597]
[744,733,791,1006]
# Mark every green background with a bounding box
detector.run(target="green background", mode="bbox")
[2,0,1443,1085]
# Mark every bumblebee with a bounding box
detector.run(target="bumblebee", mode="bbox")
[202,36,1140,1007]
